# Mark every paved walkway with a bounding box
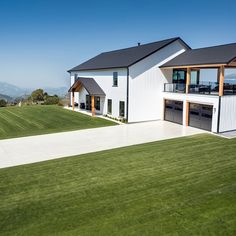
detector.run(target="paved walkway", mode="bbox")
[218,130,236,139]
[0,121,206,169]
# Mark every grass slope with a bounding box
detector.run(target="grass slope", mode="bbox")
[0,105,116,139]
[0,134,236,235]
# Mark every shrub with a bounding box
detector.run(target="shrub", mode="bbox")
[44,96,60,105]
[0,99,7,107]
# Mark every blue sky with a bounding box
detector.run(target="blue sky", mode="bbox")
[0,0,236,88]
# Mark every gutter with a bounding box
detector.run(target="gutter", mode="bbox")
[217,96,221,133]
[126,68,129,122]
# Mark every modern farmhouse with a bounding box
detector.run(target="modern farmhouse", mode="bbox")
[68,37,236,133]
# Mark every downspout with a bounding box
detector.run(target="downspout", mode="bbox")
[217,96,221,133]
[126,67,129,122]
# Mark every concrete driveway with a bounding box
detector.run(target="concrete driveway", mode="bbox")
[0,121,206,169]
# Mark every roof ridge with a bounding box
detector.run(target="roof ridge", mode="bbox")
[101,37,179,54]
[192,42,236,51]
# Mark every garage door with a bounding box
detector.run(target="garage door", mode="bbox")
[189,103,213,131]
[165,100,183,124]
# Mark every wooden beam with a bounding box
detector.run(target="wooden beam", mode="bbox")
[72,90,75,111]
[186,101,189,126]
[186,68,191,93]
[219,66,225,96]
[162,63,227,69]
[91,95,95,116]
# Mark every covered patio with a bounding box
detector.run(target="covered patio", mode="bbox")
[68,77,105,116]
[161,43,236,96]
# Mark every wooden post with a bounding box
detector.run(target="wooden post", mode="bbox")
[91,96,95,116]
[186,68,191,93]
[72,90,75,111]
[219,65,225,96]
[186,101,189,126]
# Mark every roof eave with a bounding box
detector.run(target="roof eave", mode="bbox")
[160,62,228,69]
[68,66,128,73]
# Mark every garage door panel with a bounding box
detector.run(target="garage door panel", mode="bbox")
[165,100,183,125]
[189,103,213,131]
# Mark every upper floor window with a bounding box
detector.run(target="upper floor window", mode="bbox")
[113,72,118,87]
[74,73,78,80]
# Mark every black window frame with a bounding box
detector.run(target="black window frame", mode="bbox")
[95,96,100,110]
[119,101,125,117]
[113,72,118,87]
[107,99,112,114]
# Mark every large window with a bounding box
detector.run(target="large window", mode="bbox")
[173,69,186,84]
[119,101,125,117]
[95,96,100,110]
[107,99,112,114]
[113,72,118,87]
[225,68,236,83]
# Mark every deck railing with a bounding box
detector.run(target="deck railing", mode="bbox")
[164,82,236,96]
[223,83,236,95]
[164,83,186,93]
[188,82,219,95]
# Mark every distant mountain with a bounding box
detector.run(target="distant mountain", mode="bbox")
[0,93,13,102]
[0,81,30,97]
[43,87,68,97]
[225,73,236,80]
[225,73,236,84]
[0,81,68,98]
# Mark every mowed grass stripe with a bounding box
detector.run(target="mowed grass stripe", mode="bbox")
[0,105,116,139]
[3,109,45,129]
[0,134,235,235]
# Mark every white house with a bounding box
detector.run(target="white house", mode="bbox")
[68,37,236,133]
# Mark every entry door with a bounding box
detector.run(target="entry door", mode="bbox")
[165,100,183,124]
[189,103,213,131]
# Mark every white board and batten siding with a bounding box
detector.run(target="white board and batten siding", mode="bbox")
[70,75,79,104]
[128,40,187,123]
[70,69,128,118]
[219,96,236,132]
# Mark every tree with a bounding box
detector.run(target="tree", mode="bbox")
[0,99,7,107]
[44,95,59,105]
[31,89,44,102]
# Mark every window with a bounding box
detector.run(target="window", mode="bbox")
[74,73,78,80]
[173,69,186,84]
[107,99,112,114]
[113,72,118,86]
[119,101,125,117]
[95,96,100,110]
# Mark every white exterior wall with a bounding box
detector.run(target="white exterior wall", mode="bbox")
[219,96,236,132]
[128,40,187,123]
[163,93,220,133]
[70,75,79,104]
[70,69,127,118]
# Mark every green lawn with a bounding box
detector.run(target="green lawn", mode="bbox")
[0,134,235,235]
[0,105,116,139]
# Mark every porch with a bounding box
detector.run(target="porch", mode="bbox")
[68,77,105,116]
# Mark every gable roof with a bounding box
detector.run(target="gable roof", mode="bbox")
[68,77,105,96]
[68,37,190,72]
[161,43,236,68]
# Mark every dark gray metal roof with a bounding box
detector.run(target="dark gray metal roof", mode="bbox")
[161,43,236,68]
[68,77,105,96]
[68,37,190,72]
